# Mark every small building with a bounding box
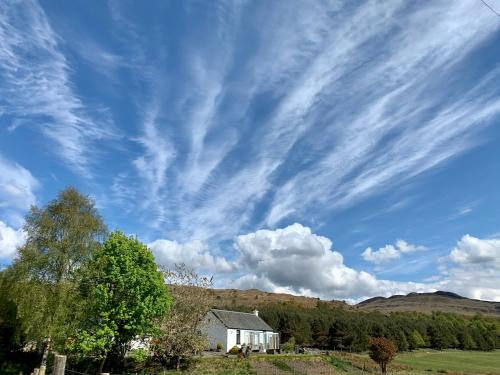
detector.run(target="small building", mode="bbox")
[202,309,279,353]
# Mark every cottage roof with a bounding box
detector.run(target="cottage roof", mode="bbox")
[210,309,274,331]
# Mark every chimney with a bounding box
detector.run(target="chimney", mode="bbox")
[253,309,259,316]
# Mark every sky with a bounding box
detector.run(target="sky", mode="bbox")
[1,0,500,303]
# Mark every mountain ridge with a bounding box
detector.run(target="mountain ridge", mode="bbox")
[211,288,500,317]
[355,290,500,316]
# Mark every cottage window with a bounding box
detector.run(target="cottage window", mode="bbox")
[236,330,241,345]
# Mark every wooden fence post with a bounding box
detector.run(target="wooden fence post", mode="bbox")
[53,355,67,375]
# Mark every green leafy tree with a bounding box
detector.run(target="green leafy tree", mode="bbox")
[70,231,171,372]
[8,187,106,365]
[458,329,476,350]
[409,330,425,350]
[389,328,409,352]
[329,319,349,350]
[368,337,397,374]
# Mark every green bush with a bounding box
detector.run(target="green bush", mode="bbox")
[129,348,149,364]
[228,345,240,354]
[216,342,223,351]
[282,337,296,353]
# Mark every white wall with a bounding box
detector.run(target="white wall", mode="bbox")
[227,328,237,350]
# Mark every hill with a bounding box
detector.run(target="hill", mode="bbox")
[212,288,350,310]
[355,291,500,316]
[211,288,500,317]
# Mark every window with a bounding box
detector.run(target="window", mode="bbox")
[236,330,241,345]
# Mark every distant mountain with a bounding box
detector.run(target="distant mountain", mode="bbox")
[211,288,500,317]
[356,291,500,317]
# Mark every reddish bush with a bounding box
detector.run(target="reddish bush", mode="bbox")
[368,337,397,374]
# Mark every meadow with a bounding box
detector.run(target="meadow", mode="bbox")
[395,349,500,374]
[153,350,500,375]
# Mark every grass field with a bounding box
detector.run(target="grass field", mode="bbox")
[145,351,500,374]
[394,350,500,374]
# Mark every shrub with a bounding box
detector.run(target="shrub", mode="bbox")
[228,345,240,354]
[129,348,149,364]
[368,337,397,374]
[216,342,223,351]
[282,337,296,353]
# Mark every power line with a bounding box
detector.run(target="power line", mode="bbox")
[480,0,500,18]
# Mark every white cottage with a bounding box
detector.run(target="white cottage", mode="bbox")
[202,309,280,353]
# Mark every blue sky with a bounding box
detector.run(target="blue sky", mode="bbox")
[1,0,500,302]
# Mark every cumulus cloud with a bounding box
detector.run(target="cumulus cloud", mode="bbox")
[0,155,39,226]
[449,234,500,266]
[148,238,233,274]
[0,221,25,261]
[149,226,500,302]
[362,240,426,264]
[233,223,431,300]
[435,235,500,301]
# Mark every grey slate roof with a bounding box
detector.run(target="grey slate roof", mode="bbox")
[211,309,274,331]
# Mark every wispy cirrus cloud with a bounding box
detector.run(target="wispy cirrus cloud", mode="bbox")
[0,0,116,176]
[167,1,407,240]
[110,0,499,248]
[265,1,500,226]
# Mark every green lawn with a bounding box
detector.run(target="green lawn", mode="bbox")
[395,350,500,374]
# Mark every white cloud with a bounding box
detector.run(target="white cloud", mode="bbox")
[362,240,426,264]
[233,223,431,300]
[149,225,500,303]
[106,1,499,253]
[0,0,116,175]
[0,155,39,226]
[449,234,500,266]
[430,235,500,302]
[264,1,500,226]
[149,238,233,274]
[0,221,25,261]
[362,246,400,264]
[133,101,176,219]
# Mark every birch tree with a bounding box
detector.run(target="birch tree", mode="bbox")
[9,187,106,366]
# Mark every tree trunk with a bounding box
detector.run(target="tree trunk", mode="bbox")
[39,337,51,375]
[40,338,51,367]
[99,354,107,374]
[176,356,181,372]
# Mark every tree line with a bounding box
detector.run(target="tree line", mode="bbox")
[231,301,500,352]
[0,187,212,374]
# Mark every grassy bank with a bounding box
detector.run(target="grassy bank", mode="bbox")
[395,349,500,374]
